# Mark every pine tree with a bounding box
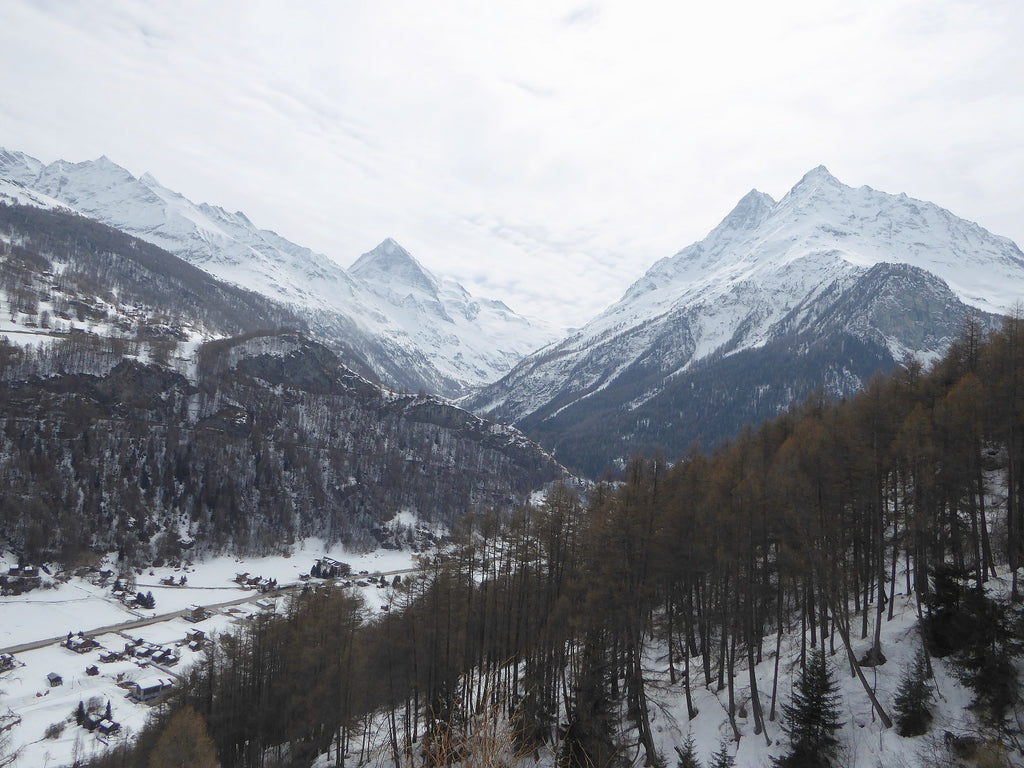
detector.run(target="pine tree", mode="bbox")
[675,732,701,768]
[776,650,843,767]
[708,737,734,768]
[893,648,933,736]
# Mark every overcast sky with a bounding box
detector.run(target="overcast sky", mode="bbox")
[1,1,1022,330]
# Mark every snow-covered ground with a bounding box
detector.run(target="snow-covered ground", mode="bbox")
[1,540,1002,768]
[306,573,994,768]
[643,587,980,768]
[0,542,417,767]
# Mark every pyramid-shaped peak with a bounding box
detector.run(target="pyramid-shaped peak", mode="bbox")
[351,238,439,294]
[704,188,777,240]
[793,164,846,190]
[91,155,130,173]
[75,154,137,182]
[776,165,852,210]
[727,188,776,224]
[375,237,408,256]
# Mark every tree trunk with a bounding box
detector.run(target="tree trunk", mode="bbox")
[830,603,893,729]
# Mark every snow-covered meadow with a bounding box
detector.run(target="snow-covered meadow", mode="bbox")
[0,542,417,767]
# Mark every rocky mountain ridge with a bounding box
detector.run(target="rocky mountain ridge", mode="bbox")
[0,148,558,397]
[466,166,1022,474]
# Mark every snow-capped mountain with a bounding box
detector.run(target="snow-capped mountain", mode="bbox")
[351,238,552,389]
[466,166,1024,475]
[0,148,558,397]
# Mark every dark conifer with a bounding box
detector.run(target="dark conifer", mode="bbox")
[893,648,933,737]
[674,732,701,768]
[708,737,734,768]
[776,650,843,767]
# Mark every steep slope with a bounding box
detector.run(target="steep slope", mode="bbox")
[467,167,1022,475]
[351,238,554,388]
[0,329,565,564]
[0,149,557,396]
[0,203,348,368]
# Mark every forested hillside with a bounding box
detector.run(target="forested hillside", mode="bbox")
[0,330,564,564]
[88,315,1024,767]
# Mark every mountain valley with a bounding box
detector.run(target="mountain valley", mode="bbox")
[4,152,1024,768]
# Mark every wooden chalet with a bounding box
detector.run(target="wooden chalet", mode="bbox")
[64,634,98,654]
[184,604,208,622]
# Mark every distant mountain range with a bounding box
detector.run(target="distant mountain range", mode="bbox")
[465,166,1024,475]
[5,150,1023,479]
[0,148,558,397]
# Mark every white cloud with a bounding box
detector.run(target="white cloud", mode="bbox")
[1,0,1022,329]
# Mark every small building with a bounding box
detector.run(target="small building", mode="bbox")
[129,676,173,702]
[254,598,276,614]
[0,653,15,671]
[47,672,63,687]
[185,629,206,651]
[65,635,98,654]
[97,719,120,736]
[153,648,180,666]
[311,557,351,579]
[85,665,99,676]
[184,604,208,623]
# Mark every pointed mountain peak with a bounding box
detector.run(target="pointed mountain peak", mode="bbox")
[720,188,776,230]
[91,155,131,174]
[791,164,845,193]
[776,165,851,213]
[78,154,137,183]
[693,189,776,247]
[802,163,836,180]
[350,238,439,295]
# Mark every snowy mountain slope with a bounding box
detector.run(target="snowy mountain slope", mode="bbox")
[0,149,558,396]
[0,150,74,211]
[351,238,554,388]
[467,167,1021,474]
